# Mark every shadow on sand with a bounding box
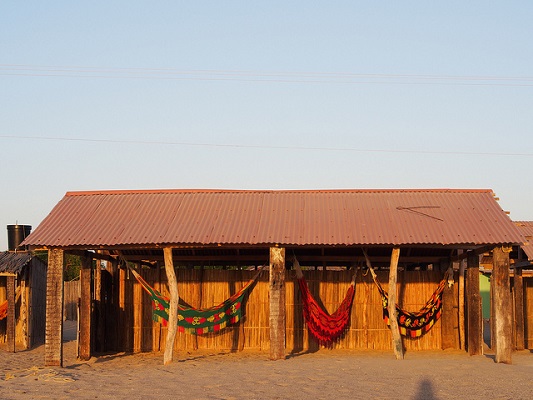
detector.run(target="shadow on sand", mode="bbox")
[414,378,438,400]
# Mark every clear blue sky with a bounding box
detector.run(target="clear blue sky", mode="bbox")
[1,2,532,250]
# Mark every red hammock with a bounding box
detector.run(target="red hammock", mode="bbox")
[295,259,355,346]
[0,299,7,321]
[298,277,355,346]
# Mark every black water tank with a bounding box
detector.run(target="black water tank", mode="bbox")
[7,224,32,251]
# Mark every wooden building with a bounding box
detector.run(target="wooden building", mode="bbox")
[0,251,47,350]
[479,221,533,351]
[21,189,525,366]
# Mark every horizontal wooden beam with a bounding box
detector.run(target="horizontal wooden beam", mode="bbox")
[117,253,450,266]
[450,245,494,262]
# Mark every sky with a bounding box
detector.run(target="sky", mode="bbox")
[1,2,532,251]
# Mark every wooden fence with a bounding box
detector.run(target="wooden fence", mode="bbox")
[97,267,457,353]
[64,280,80,321]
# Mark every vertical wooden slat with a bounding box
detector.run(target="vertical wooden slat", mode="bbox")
[492,246,513,364]
[237,267,246,351]
[45,248,64,367]
[163,247,179,365]
[269,247,286,360]
[95,258,105,352]
[388,247,403,360]
[6,275,16,352]
[79,253,92,361]
[20,269,28,349]
[514,267,524,350]
[466,252,482,355]
[133,262,142,353]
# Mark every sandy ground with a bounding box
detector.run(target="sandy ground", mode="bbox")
[1,322,533,400]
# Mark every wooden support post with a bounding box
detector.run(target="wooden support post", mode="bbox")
[388,247,403,360]
[457,253,466,350]
[466,252,482,355]
[45,248,64,367]
[6,275,16,353]
[269,247,286,360]
[492,246,513,364]
[163,247,179,365]
[79,253,93,361]
[513,267,525,350]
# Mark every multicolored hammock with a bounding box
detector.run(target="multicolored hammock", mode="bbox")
[0,299,7,321]
[371,271,448,338]
[294,259,355,346]
[129,268,263,335]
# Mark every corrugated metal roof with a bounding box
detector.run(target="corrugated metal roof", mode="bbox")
[22,189,525,248]
[0,251,33,274]
[515,221,533,260]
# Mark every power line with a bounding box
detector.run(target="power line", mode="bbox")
[1,64,532,87]
[2,134,532,157]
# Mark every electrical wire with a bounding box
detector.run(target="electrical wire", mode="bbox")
[1,64,532,87]
[1,134,532,157]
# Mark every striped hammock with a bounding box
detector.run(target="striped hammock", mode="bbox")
[129,268,262,335]
[372,274,447,338]
[0,299,7,321]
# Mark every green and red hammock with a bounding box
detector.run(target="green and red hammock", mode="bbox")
[372,274,448,338]
[294,260,356,346]
[129,268,261,335]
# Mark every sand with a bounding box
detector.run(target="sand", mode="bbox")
[1,322,533,399]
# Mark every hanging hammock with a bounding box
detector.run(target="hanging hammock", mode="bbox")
[129,267,263,335]
[363,251,450,338]
[0,299,7,320]
[294,259,356,346]
[372,274,448,338]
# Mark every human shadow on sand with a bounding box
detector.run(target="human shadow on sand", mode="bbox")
[414,378,438,400]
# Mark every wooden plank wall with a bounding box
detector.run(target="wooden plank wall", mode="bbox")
[28,258,47,346]
[105,267,456,353]
[63,280,80,321]
[522,277,527,347]
[0,276,6,342]
[0,260,48,347]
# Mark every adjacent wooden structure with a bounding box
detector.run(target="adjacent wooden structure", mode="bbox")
[0,252,47,350]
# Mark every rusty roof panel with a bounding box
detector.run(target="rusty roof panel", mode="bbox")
[515,221,533,260]
[0,251,33,274]
[23,189,525,248]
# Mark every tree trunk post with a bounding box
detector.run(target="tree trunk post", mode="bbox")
[466,251,482,355]
[388,247,403,360]
[163,247,179,365]
[440,268,457,350]
[45,248,65,367]
[269,247,286,360]
[79,253,93,360]
[6,274,16,352]
[492,246,513,364]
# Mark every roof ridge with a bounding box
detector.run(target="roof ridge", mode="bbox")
[65,188,494,196]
